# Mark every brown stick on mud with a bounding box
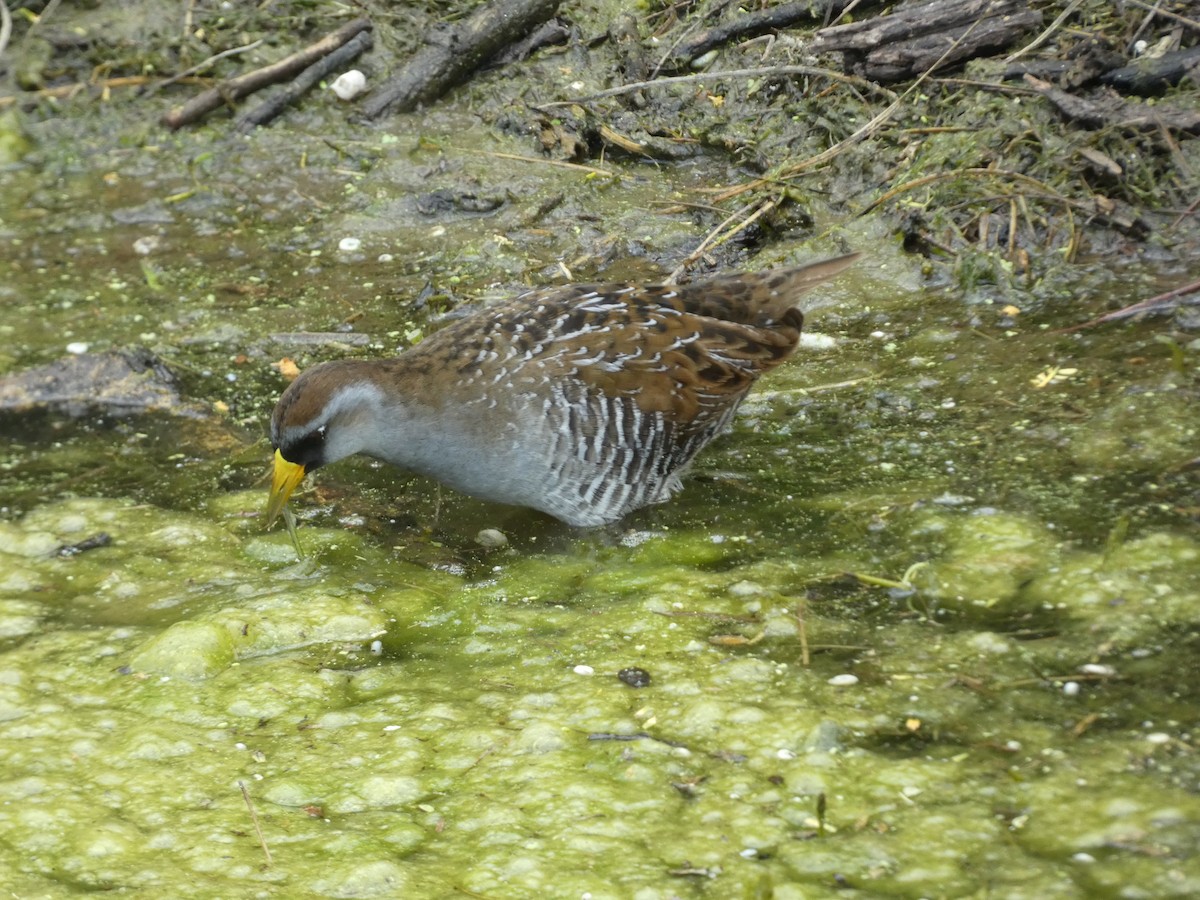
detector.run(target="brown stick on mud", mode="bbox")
[665,2,838,68]
[814,0,1042,82]
[234,30,373,133]
[1024,74,1200,134]
[360,0,560,120]
[162,17,372,129]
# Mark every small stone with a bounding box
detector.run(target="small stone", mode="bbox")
[1062,681,1080,696]
[330,69,367,101]
[132,235,161,256]
[827,673,859,687]
[338,237,362,253]
[617,667,651,688]
[573,664,594,676]
[475,528,508,550]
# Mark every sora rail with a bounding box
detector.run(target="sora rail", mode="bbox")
[266,253,858,527]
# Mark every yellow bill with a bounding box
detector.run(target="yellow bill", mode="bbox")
[265,449,307,527]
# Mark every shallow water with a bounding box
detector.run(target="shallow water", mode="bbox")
[2,76,1199,900]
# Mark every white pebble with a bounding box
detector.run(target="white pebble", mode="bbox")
[776,748,796,760]
[799,332,837,350]
[1062,681,1080,696]
[132,235,161,256]
[1072,852,1096,864]
[573,665,594,676]
[330,69,367,101]
[827,674,859,686]
[1080,663,1115,676]
[66,341,89,354]
[337,237,362,253]
[370,640,383,655]
[1145,732,1171,745]
[475,528,508,550]
[738,848,758,859]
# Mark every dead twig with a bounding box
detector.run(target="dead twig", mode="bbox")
[1024,73,1200,134]
[795,600,810,667]
[1003,0,1085,63]
[238,781,273,867]
[1055,278,1200,333]
[162,17,372,129]
[667,196,777,282]
[452,146,617,178]
[0,1,12,65]
[1125,0,1200,33]
[856,167,1070,217]
[144,39,264,97]
[537,64,895,108]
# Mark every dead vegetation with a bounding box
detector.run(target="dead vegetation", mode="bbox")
[1,1,1197,298]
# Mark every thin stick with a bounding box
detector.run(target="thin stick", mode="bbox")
[666,197,763,281]
[0,1,12,64]
[1004,0,1085,64]
[1055,278,1200,333]
[1125,0,1200,32]
[145,39,264,96]
[535,64,896,108]
[238,781,273,867]
[28,0,62,33]
[856,167,1070,218]
[795,600,810,667]
[452,146,617,178]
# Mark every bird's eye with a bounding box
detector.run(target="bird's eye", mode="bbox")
[284,427,328,471]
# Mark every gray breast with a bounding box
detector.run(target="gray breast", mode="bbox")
[512,379,738,526]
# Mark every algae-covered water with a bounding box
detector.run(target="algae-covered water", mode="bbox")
[3,10,1200,899]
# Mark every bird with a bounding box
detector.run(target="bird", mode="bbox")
[266,253,859,528]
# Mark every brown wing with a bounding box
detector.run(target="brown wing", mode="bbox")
[514,253,860,425]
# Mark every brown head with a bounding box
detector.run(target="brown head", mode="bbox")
[265,361,388,525]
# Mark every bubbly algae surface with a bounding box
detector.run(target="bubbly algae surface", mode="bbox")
[3,306,1198,899]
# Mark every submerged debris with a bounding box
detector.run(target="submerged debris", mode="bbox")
[0,348,196,417]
